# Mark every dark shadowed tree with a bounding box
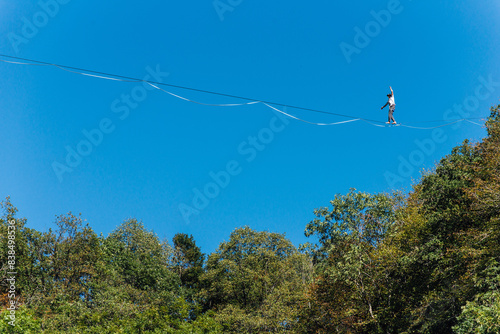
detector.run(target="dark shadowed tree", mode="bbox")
[172,233,204,292]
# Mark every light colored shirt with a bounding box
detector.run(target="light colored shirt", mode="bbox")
[388,94,395,106]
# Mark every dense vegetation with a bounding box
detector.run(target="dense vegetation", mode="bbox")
[1,105,500,333]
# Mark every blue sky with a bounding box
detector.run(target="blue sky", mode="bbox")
[1,0,499,253]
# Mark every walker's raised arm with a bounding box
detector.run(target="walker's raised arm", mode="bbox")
[390,86,393,95]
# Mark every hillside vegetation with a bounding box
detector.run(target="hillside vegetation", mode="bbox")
[1,105,500,333]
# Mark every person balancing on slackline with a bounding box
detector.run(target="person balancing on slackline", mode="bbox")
[381,86,396,124]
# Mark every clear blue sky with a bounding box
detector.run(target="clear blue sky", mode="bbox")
[1,0,499,253]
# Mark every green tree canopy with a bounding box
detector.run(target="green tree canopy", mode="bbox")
[201,226,312,333]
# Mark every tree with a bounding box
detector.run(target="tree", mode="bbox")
[304,189,399,261]
[375,150,478,333]
[201,227,312,333]
[453,264,500,334]
[104,218,179,293]
[172,233,204,292]
[452,106,500,334]
[300,189,399,333]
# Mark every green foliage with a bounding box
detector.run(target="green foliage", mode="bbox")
[172,233,204,302]
[201,226,312,332]
[0,207,215,333]
[0,198,37,304]
[300,190,400,332]
[453,270,500,334]
[0,306,40,334]
[105,219,179,292]
[304,189,399,262]
[454,291,500,334]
